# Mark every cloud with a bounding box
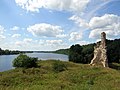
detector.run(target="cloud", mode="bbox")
[27,23,64,38]
[89,14,120,39]
[15,41,23,46]
[86,0,113,19]
[0,25,6,40]
[39,39,65,46]
[10,26,20,31]
[0,35,6,39]
[12,34,21,38]
[14,39,68,51]
[0,25,5,34]
[23,38,32,43]
[89,14,119,29]
[15,38,32,46]
[15,0,90,13]
[56,34,67,38]
[69,14,120,40]
[12,38,35,50]
[79,41,92,45]
[69,15,89,28]
[44,39,68,50]
[45,40,63,46]
[69,32,83,41]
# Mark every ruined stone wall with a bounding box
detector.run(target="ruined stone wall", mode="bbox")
[90,32,108,67]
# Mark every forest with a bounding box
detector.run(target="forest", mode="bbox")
[68,39,120,64]
[0,48,33,55]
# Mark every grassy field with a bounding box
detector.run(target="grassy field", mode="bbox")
[0,60,120,90]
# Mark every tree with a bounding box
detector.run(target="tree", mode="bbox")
[69,44,84,63]
[82,44,94,63]
[69,44,94,64]
[13,54,38,68]
[107,39,120,63]
[4,49,10,55]
[69,39,120,64]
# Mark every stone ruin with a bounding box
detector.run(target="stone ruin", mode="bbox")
[90,32,108,67]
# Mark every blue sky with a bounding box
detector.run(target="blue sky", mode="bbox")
[0,0,120,51]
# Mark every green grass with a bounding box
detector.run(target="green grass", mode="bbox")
[0,60,120,90]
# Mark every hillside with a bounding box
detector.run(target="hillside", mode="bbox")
[0,60,120,90]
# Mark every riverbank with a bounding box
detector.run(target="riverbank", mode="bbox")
[0,53,68,72]
[0,60,120,90]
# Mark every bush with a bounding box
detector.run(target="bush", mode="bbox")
[52,61,67,73]
[13,54,38,68]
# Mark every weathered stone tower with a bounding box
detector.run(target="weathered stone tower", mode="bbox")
[101,32,106,48]
[90,32,108,67]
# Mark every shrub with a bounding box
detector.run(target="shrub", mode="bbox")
[52,60,67,73]
[13,54,38,68]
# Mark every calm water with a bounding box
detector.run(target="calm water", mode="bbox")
[0,53,68,72]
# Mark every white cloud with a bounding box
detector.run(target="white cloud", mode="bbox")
[12,34,21,38]
[10,26,20,31]
[39,39,64,46]
[23,38,32,43]
[89,14,119,29]
[44,39,68,50]
[39,40,44,44]
[15,38,32,47]
[15,41,23,46]
[14,39,68,51]
[86,0,113,19]
[69,14,120,40]
[69,32,83,41]
[0,25,6,40]
[89,14,120,39]
[69,15,89,28]
[0,25,5,34]
[79,41,92,45]
[0,35,6,39]
[27,23,64,37]
[45,40,63,46]
[15,0,90,13]
[56,34,67,38]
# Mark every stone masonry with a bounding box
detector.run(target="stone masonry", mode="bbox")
[90,32,108,67]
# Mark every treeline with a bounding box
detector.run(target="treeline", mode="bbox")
[0,48,33,55]
[69,39,120,64]
[56,39,120,64]
[107,39,120,63]
[53,49,69,55]
[33,51,54,53]
[69,44,95,64]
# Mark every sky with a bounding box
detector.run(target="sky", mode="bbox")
[0,0,120,51]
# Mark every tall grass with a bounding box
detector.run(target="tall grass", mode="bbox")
[0,60,120,90]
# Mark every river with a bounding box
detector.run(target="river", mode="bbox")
[0,53,68,72]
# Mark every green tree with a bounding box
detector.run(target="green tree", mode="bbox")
[69,44,84,63]
[68,39,120,64]
[107,39,120,63]
[13,54,38,68]
[4,49,10,55]
[82,44,94,63]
